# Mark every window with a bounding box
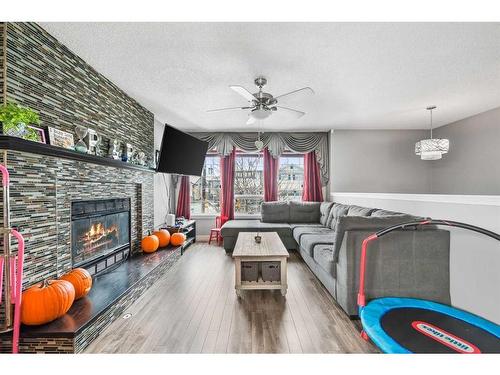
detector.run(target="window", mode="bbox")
[278,154,304,201]
[190,151,304,215]
[234,153,263,215]
[190,155,220,215]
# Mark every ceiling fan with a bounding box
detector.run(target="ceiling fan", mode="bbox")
[207,76,314,125]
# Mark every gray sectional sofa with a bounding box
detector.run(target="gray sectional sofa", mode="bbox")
[221,201,451,316]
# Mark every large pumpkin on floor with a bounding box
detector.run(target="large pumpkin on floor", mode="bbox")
[21,279,75,326]
[60,268,93,300]
[153,229,170,247]
[142,232,159,253]
[170,232,186,247]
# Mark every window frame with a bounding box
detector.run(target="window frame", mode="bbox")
[189,152,221,216]
[277,152,304,202]
[234,151,264,217]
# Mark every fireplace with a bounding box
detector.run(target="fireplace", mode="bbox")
[71,198,131,275]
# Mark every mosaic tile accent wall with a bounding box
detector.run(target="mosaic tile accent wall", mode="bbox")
[3,22,154,158]
[0,22,159,350]
[3,150,154,287]
[1,23,5,105]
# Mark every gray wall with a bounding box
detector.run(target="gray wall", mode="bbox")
[431,107,500,195]
[332,129,432,193]
[331,107,500,195]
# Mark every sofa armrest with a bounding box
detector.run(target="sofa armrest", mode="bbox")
[335,228,450,316]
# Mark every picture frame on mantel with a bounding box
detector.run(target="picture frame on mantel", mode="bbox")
[47,126,75,150]
[27,125,46,144]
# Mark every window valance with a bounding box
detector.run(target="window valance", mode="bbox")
[190,132,329,186]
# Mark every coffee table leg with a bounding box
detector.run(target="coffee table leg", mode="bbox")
[235,257,242,297]
[280,257,287,296]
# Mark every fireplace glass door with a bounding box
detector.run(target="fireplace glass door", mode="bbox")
[71,199,130,267]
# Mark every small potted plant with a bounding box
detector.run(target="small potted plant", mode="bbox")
[0,102,43,142]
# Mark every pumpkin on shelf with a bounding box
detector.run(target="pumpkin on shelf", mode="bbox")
[153,229,170,248]
[170,232,187,247]
[141,232,159,253]
[21,279,75,326]
[60,268,92,300]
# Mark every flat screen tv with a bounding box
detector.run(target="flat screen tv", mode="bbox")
[156,124,209,176]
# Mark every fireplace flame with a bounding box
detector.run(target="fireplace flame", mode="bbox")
[83,223,119,247]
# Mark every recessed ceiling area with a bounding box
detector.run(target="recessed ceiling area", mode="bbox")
[40,22,500,132]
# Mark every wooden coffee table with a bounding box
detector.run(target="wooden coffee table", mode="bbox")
[232,232,289,297]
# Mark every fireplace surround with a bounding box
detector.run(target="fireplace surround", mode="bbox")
[0,141,157,352]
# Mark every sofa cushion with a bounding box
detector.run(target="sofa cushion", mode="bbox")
[289,223,324,231]
[331,214,420,262]
[320,202,334,226]
[335,215,419,235]
[300,233,334,257]
[289,201,321,223]
[261,202,290,223]
[221,219,292,238]
[371,209,405,217]
[347,205,374,217]
[313,245,336,277]
[293,226,333,244]
[326,203,349,229]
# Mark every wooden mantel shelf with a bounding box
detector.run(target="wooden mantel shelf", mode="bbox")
[0,135,155,173]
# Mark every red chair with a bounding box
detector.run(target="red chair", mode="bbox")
[209,215,228,246]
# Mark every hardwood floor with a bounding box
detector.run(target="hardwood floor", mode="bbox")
[85,243,377,353]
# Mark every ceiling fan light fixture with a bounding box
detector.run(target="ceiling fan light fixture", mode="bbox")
[250,108,271,120]
[207,77,313,124]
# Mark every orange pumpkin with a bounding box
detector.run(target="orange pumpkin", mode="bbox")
[170,232,186,247]
[153,229,170,248]
[21,279,75,326]
[142,232,159,253]
[60,268,93,300]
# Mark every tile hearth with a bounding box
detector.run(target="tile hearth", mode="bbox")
[0,247,181,353]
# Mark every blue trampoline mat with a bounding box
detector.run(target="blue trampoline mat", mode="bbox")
[360,297,500,353]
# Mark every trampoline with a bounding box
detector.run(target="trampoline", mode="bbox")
[358,219,500,354]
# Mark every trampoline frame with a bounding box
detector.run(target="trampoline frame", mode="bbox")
[357,219,500,353]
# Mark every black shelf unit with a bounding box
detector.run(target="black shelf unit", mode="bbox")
[161,220,196,255]
[0,135,155,173]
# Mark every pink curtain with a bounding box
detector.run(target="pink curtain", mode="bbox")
[220,148,236,220]
[302,151,323,202]
[176,175,191,219]
[263,148,279,201]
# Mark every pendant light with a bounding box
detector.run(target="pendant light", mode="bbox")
[415,106,449,160]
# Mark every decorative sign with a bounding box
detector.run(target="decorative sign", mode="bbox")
[411,321,481,353]
[48,127,75,150]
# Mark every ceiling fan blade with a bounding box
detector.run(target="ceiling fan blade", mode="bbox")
[207,106,252,113]
[274,87,314,101]
[246,116,256,125]
[230,85,257,102]
[276,106,305,119]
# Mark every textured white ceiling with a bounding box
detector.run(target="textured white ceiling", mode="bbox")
[40,22,500,131]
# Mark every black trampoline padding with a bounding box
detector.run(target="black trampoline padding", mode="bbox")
[380,307,500,353]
